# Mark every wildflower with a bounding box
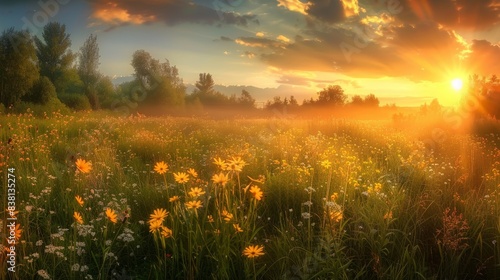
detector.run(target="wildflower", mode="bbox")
[12,224,22,240]
[249,185,263,201]
[174,172,189,184]
[105,208,118,224]
[169,196,180,203]
[243,245,265,258]
[207,215,214,223]
[222,210,233,222]
[187,168,198,178]
[330,192,339,201]
[185,200,203,210]
[149,220,162,233]
[37,270,51,279]
[188,187,206,198]
[213,157,227,170]
[329,209,343,222]
[227,156,245,172]
[149,208,168,224]
[321,159,332,169]
[384,211,393,220]
[233,224,243,233]
[73,212,83,224]
[75,195,84,207]
[212,172,229,186]
[160,226,173,238]
[75,159,92,173]
[154,161,168,175]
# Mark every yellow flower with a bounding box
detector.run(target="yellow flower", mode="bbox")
[249,185,263,201]
[187,168,198,178]
[75,158,92,173]
[212,172,229,186]
[185,200,203,210]
[384,211,393,220]
[330,193,339,201]
[13,224,22,240]
[320,159,332,169]
[149,220,162,232]
[329,209,343,223]
[174,172,189,184]
[160,226,173,238]
[233,224,243,233]
[227,156,245,172]
[105,208,118,224]
[213,157,227,170]
[207,215,214,223]
[188,187,206,198]
[154,161,169,175]
[73,212,83,224]
[149,208,168,224]
[221,210,233,222]
[243,245,265,258]
[75,195,84,207]
[169,196,180,203]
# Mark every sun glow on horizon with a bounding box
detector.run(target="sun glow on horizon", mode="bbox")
[451,78,464,91]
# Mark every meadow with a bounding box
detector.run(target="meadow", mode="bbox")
[1,110,500,279]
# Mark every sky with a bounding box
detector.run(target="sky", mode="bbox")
[1,0,499,106]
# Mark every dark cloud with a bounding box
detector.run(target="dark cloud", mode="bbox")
[88,0,257,27]
[219,36,233,41]
[305,0,346,23]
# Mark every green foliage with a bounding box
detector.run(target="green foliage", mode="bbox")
[27,76,57,104]
[0,28,39,107]
[317,85,347,106]
[96,76,116,109]
[13,98,69,116]
[35,22,75,94]
[78,34,101,109]
[59,93,91,111]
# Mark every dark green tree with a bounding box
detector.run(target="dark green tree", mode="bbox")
[35,22,75,94]
[194,73,215,96]
[0,28,39,107]
[317,85,347,106]
[78,34,100,109]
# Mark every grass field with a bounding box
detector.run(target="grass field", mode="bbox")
[1,110,500,279]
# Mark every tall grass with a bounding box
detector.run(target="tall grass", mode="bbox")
[1,111,500,279]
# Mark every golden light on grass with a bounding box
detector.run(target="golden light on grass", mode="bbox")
[451,78,463,91]
[75,158,92,173]
[243,245,265,258]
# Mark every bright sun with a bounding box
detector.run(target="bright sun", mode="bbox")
[451,78,463,91]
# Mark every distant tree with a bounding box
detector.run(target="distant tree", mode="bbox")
[428,98,441,113]
[289,95,299,107]
[195,73,215,96]
[237,89,255,108]
[131,50,185,110]
[96,76,115,109]
[350,95,364,106]
[363,94,380,107]
[34,22,75,94]
[78,34,100,109]
[317,85,347,106]
[0,28,39,107]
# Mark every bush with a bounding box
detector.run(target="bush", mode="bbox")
[59,93,92,111]
[29,76,57,104]
[13,98,70,116]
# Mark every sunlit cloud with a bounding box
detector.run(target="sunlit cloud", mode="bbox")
[277,0,311,15]
[256,32,265,37]
[340,0,359,17]
[277,35,290,43]
[92,2,156,25]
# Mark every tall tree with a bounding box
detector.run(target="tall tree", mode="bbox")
[78,34,100,109]
[195,73,215,95]
[0,28,39,107]
[317,85,346,106]
[35,22,75,94]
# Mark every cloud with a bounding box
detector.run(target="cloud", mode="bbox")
[242,51,256,58]
[219,36,233,41]
[277,35,290,42]
[277,0,311,15]
[394,0,500,30]
[88,0,258,28]
[465,40,500,76]
[235,36,285,48]
[305,0,346,23]
[256,31,265,37]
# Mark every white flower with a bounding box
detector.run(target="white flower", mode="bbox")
[37,270,51,279]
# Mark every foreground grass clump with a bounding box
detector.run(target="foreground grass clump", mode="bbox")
[1,111,500,279]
